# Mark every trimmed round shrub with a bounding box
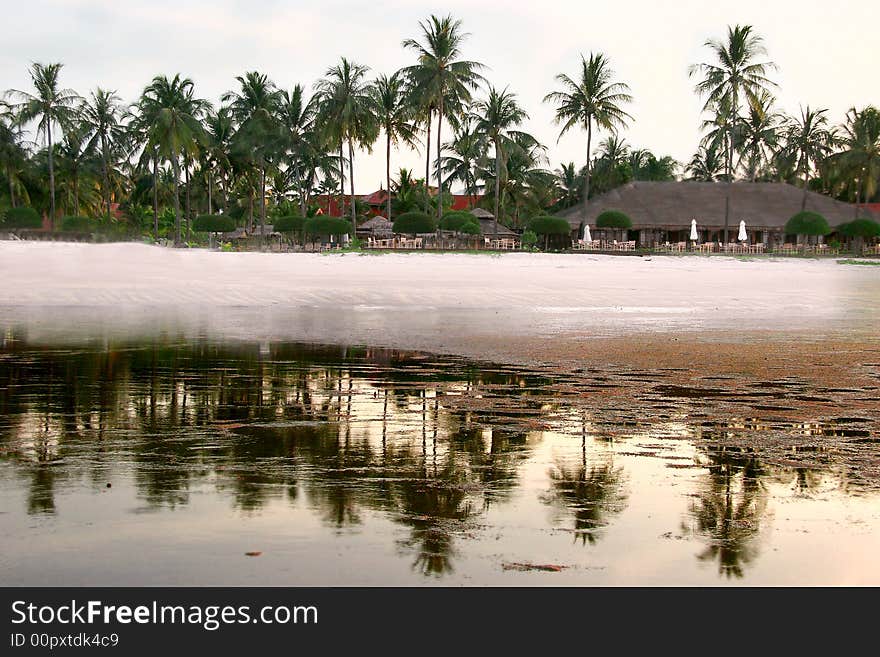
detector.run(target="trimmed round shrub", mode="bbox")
[459,220,481,236]
[527,216,571,236]
[60,215,95,232]
[3,206,41,229]
[304,216,352,236]
[393,211,435,235]
[273,215,305,233]
[192,214,235,233]
[837,218,880,239]
[596,210,633,230]
[440,211,476,232]
[785,211,830,236]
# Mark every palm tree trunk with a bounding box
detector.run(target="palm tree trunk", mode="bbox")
[7,165,15,208]
[73,170,80,216]
[207,169,212,215]
[185,157,191,242]
[386,132,392,222]
[348,139,357,237]
[493,145,500,236]
[424,112,431,212]
[47,122,56,230]
[582,119,593,225]
[437,98,443,225]
[801,164,810,212]
[152,152,159,240]
[260,164,267,249]
[339,142,345,218]
[172,156,182,245]
[101,133,111,221]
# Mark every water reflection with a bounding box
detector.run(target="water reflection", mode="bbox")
[1,336,877,584]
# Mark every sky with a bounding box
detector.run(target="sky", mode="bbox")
[3,0,878,193]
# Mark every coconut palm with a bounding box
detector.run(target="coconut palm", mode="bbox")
[736,90,782,182]
[402,14,486,223]
[202,107,234,214]
[439,118,482,203]
[136,74,208,244]
[0,103,30,208]
[689,25,776,241]
[780,106,836,210]
[833,106,880,216]
[314,58,379,235]
[686,146,725,182]
[80,88,124,220]
[8,63,81,228]
[372,72,419,221]
[472,86,530,233]
[222,71,281,245]
[54,123,94,216]
[277,84,319,215]
[554,162,582,209]
[544,52,632,223]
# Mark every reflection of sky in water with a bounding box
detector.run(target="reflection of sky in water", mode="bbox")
[1,339,879,586]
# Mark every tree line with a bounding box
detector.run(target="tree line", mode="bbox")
[1,18,878,245]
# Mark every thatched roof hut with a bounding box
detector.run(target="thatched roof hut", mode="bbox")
[559,181,874,235]
[358,215,393,236]
[467,208,518,237]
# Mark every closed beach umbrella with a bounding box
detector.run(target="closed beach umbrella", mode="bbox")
[690,219,698,241]
[738,220,748,242]
[584,224,592,242]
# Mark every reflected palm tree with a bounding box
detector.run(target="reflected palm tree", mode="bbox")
[682,449,769,579]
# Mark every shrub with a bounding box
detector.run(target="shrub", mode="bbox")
[192,214,235,233]
[273,215,305,233]
[521,230,539,249]
[393,211,436,235]
[837,218,880,239]
[785,211,830,236]
[2,206,41,229]
[304,216,352,236]
[459,220,481,235]
[440,211,476,232]
[60,215,95,232]
[527,216,571,236]
[596,210,633,230]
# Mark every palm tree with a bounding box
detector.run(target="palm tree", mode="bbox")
[277,84,319,215]
[0,102,29,208]
[202,107,234,214]
[781,106,835,210]
[314,58,378,235]
[686,146,725,181]
[472,86,530,234]
[8,63,81,228]
[736,90,781,182]
[554,162,581,209]
[439,118,481,203]
[402,14,486,224]
[544,52,633,223]
[372,72,419,222]
[136,74,207,244]
[689,25,776,241]
[834,106,880,216]
[81,88,124,220]
[54,123,93,216]
[222,71,281,246]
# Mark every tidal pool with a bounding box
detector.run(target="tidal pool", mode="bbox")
[1,337,878,586]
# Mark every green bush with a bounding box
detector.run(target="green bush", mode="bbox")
[596,210,633,230]
[393,211,436,235]
[521,230,539,249]
[192,214,235,233]
[60,215,95,232]
[3,206,41,229]
[837,218,880,239]
[273,215,305,233]
[527,216,571,236]
[439,211,475,232]
[785,211,830,236]
[460,220,481,235]
[304,216,352,236]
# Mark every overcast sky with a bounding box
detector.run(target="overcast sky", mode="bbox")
[3,0,878,193]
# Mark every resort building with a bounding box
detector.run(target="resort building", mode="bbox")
[558,182,877,247]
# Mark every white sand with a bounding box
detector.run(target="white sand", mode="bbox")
[1,241,878,349]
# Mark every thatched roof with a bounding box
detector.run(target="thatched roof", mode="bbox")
[360,215,392,230]
[558,182,875,231]
[476,218,517,237]
[470,208,495,219]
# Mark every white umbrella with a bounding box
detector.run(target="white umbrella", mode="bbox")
[690,219,699,241]
[583,224,592,242]
[738,220,748,242]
